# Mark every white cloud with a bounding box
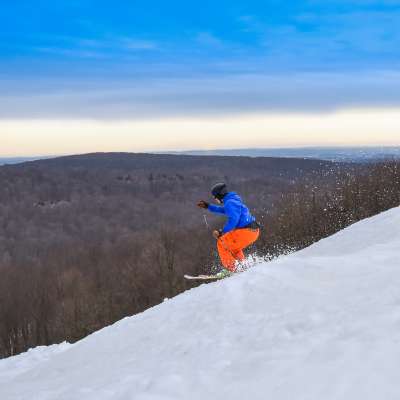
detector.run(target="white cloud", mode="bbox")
[33,35,159,58]
[118,38,158,50]
[2,71,400,119]
[35,46,105,58]
[195,32,224,47]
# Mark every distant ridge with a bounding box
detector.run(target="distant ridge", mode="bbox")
[160,146,400,162]
[2,147,400,166]
[0,156,52,166]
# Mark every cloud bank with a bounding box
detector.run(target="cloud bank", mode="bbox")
[1,71,400,120]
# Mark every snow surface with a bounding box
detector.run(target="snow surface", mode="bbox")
[1,207,400,400]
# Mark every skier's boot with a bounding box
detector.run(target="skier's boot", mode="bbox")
[214,268,233,279]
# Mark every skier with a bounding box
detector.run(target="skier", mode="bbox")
[197,183,260,274]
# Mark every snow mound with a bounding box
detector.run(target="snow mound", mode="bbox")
[1,208,400,400]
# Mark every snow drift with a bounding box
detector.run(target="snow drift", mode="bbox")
[1,207,400,400]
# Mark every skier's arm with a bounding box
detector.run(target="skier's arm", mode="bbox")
[221,202,241,234]
[208,204,226,215]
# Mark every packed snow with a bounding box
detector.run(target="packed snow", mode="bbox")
[1,207,400,400]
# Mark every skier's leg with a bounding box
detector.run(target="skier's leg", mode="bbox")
[227,228,260,269]
[217,229,260,272]
[233,249,245,262]
[217,238,237,271]
[217,232,242,272]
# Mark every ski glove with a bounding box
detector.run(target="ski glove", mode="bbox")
[197,200,209,209]
[213,229,222,239]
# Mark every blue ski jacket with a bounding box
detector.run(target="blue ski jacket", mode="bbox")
[208,192,256,234]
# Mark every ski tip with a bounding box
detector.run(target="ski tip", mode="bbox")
[184,274,201,280]
[184,274,222,281]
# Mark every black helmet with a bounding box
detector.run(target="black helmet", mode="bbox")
[211,182,228,200]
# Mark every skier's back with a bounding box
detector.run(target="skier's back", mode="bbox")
[198,183,260,272]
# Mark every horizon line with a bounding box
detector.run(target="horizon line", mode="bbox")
[2,144,400,159]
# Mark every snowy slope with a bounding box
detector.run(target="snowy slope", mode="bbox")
[1,208,400,400]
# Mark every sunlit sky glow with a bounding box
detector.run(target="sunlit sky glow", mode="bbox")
[1,0,400,155]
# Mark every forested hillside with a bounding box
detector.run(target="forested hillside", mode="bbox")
[0,153,399,358]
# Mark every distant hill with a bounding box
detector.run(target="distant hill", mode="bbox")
[163,146,400,162]
[0,157,51,166]
[3,147,400,166]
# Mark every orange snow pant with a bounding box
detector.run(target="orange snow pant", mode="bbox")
[217,227,260,272]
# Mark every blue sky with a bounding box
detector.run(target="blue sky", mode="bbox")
[1,1,400,154]
[2,1,400,71]
[2,0,400,115]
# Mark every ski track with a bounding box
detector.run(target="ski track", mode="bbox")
[1,208,400,399]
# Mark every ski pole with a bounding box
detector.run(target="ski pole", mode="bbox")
[203,214,211,230]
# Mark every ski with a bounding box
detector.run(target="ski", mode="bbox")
[184,274,221,281]
[184,270,232,281]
